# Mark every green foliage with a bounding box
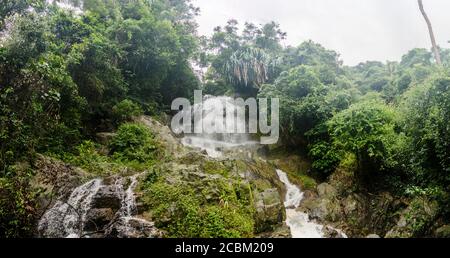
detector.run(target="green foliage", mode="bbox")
[282,40,343,72]
[399,71,450,189]
[328,98,398,175]
[400,48,433,67]
[112,99,143,123]
[63,140,114,175]
[109,123,157,164]
[308,141,341,176]
[141,181,254,238]
[1,0,450,237]
[206,20,285,94]
[223,46,272,90]
[0,165,40,238]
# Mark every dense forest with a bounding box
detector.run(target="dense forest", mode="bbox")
[0,0,449,238]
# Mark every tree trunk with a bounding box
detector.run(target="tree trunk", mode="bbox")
[418,0,442,65]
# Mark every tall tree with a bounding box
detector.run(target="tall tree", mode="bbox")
[418,0,442,65]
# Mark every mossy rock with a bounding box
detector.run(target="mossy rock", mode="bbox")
[434,225,450,238]
[385,197,439,238]
[254,188,284,233]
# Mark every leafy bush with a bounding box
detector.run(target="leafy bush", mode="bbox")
[308,141,341,177]
[141,180,254,238]
[0,165,40,238]
[327,98,399,179]
[112,99,143,123]
[109,123,157,163]
[63,140,115,175]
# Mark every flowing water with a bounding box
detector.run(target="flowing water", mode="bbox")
[38,179,103,238]
[276,169,325,238]
[38,175,148,238]
[179,95,259,158]
[39,96,343,238]
[178,95,337,238]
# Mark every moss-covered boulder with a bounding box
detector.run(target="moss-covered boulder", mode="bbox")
[386,197,439,238]
[254,188,284,233]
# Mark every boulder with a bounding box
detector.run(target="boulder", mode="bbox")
[257,224,292,238]
[95,132,116,145]
[107,217,165,238]
[91,186,122,211]
[317,183,337,198]
[385,197,439,238]
[254,188,284,233]
[322,225,347,238]
[366,234,381,238]
[299,197,341,222]
[31,155,86,218]
[84,208,115,231]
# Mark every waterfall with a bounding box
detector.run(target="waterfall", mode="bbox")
[276,169,325,238]
[178,95,337,238]
[38,174,155,238]
[180,95,258,158]
[38,179,103,238]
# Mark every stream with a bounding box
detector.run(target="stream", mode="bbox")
[178,95,333,238]
[38,95,340,238]
[276,169,324,238]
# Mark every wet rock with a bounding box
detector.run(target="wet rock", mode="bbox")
[343,195,359,215]
[91,186,122,211]
[84,208,115,231]
[107,217,164,238]
[299,197,341,222]
[258,224,292,238]
[317,183,337,198]
[254,188,284,233]
[322,225,347,238]
[32,155,86,212]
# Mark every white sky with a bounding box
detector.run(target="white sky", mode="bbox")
[194,0,450,65]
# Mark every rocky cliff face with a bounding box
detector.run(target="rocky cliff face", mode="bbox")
[34,116,290,238]
[136,116,289,237]
[34,115,443,238]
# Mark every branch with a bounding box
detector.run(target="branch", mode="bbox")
[418,0,442,65]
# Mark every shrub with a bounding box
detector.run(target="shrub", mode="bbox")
[112,99,143,123]
[0,165,40,238]
[327,98,401,185]
[64,140,114,175]
[141,180,254,238]
[308,141,341,177]
[109,123,157,163]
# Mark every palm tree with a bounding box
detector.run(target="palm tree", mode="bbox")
[223,47,272,90]
[418,0,442,65]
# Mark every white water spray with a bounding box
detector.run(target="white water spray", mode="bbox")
[180,95,258,157]
[276,169,325,238]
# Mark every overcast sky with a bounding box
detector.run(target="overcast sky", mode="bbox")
[194,0,450,65]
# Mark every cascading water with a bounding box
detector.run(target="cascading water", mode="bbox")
[276,169,325,238]
[38,179,103,238]
[178,95,334,238]
[38,174,155,238]
[180,95,259,158]
[112,174,153,237]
